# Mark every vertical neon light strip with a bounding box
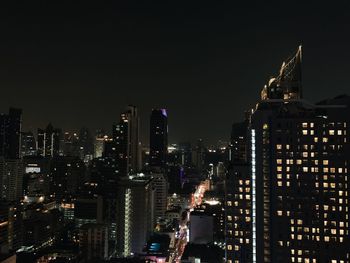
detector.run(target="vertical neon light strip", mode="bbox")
[124,189,131,256]
[251,129,257,263]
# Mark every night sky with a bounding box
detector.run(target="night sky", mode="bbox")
[1,1,350,145]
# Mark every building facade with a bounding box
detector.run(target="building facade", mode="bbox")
[150,109,168,168]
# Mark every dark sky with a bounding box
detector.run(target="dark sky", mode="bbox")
[1,1,350,145]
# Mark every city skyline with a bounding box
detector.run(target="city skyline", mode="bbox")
[1,2,350,144]
[1,3,350,260]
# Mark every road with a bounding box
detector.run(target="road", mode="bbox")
[170,181,208,263]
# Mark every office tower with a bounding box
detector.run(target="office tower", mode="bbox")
[94,130,108,158]
[251,95,350,262]
[21,131,36,157]
[116,175,154,256]
[150,109,168,167]
[0,158,24,201]
[44,123,54,157]
[79,127,94,161]
[0,108,22,159]
[225,121,250,262]
[79,223,109,261]
[61,131,80,157]
[151,172,168,221]
[37,124,61,158]
[179,142,192,166]
[50,156,85,199]
[228,47,350,262]
[114,105,142,175]
[192,139,205,172]
[37,128,45,157]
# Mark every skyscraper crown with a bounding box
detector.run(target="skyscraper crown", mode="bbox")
[261,46,302,101]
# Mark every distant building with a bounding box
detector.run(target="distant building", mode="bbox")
[114,105,142,175]
[21,131,36,157]
[0,108,22,159]
[50,156,85,199]
[78,127,94,161]
[192,139,205,172]
[149,109,168,168]
[151,172,168,222]
[37,124,61,158]
[0,158,24,201]
[94,131,108,158]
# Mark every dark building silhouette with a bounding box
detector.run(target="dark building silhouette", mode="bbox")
[21,131,36,157]
[37,124,61,158]
[78,127,94,161]
[50,156,86,199]
[0,108,22,159]
[149,109,168,168]
[113,105,141,175]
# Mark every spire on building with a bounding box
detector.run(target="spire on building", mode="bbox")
[261,45,302,101]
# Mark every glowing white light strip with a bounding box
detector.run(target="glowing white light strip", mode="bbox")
[251,129,257,263]
[124,189,131,256]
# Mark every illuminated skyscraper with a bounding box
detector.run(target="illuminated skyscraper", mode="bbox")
[225,121,250,262]
[37,124,61,158]
[114,105,142,175]
[116,175,154,256]
[227,47,350,262]
[150,109,168,168]
[250,95,350,262]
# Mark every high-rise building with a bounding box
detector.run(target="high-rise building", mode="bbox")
[0,108,22,159]
[50,156,86,199]
[251,95,350,262]
[0,158,24,201]
[192,139,205,172]
[37,124,61,158]
[78,127,94,161]
[227,47,350,262]
[150,109,168,168]
[151,172,168,221]
[116,175,154,256]
[21,131,36,157]
[37,128,45,157]
[94,130,108,158]
[114,105,142,175]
